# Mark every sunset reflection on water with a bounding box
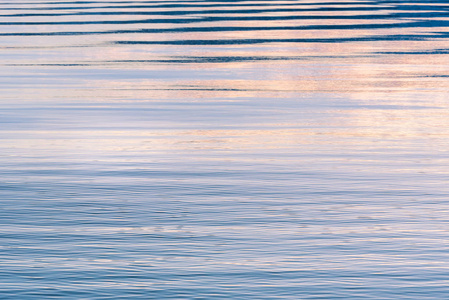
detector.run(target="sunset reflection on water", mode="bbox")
[1,0,449,299]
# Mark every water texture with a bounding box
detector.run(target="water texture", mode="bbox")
[1,0,449,299]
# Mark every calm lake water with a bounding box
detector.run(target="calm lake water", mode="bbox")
[1,0,449,299]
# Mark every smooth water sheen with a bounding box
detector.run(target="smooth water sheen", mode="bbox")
[1,0,449,299]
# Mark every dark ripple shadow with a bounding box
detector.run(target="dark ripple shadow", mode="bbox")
[4,57,302,66]
[0,6,411,17]
[4,56,366,66]
[115,33,448,46]
[0,1,394,10]
[2,11,449,26]
[376,49,449,55]
[2,0,449,9]
[3,20,449,36]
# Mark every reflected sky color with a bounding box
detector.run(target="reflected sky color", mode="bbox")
[1,0,449,299]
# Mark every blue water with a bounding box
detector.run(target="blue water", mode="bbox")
[1,0,449,299]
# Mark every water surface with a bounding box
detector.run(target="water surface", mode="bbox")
[1,0,449,299]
